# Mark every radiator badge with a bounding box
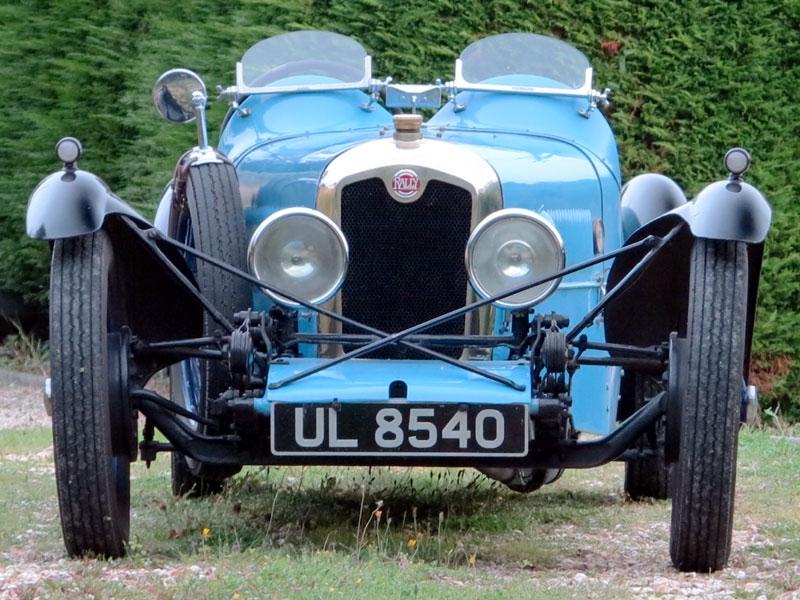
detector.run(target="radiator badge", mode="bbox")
[392,169,420,200]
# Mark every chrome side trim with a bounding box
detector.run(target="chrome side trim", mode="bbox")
[315,135,503,358]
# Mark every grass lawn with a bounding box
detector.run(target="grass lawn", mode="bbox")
[0,425,798,599]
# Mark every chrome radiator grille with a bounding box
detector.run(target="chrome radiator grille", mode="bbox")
[340,178,472,359]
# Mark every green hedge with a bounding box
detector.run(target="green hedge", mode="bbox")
[1,0,798,417]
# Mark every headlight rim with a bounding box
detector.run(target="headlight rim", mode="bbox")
[465,207,565,310]
[247,206,349,307]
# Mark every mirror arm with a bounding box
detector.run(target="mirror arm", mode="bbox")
[191,90,210,148]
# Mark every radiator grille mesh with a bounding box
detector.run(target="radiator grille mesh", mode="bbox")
[340,178,472,359]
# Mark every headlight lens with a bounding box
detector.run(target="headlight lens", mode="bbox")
[248,208,349,306]
[465,208,565,309]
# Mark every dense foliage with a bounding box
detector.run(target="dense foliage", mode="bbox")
[1,0,798,416]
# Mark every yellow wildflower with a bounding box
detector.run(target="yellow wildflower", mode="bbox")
[202,528,210,537]
[407,539,417,548]
[468,556,476,565]
[356,578,363,584]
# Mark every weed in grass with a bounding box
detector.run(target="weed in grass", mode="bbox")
[0,319,48,375]
[756,406,800,437]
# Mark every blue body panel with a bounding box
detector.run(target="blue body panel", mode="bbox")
[201,79,624,435]
[429,89,620,183]
[258,359,533,415]
[219,89,393,214]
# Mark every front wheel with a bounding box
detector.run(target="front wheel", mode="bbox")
[169,160,249,496]
[50,230,131,557]
[669,238,748,572]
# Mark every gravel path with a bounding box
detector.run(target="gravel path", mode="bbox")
[489,521,800,599]
[0,382,50,430]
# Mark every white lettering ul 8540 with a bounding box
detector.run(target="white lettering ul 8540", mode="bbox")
[294,407,358,448]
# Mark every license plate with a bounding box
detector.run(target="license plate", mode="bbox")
[270,402,529,457]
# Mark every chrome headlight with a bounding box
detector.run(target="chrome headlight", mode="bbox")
[248,208,349,306]
[465,208,565,309]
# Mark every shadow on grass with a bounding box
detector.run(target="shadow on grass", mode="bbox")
[134,465,622,567]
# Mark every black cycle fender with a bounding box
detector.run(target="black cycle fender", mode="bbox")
[669,178,771,244]
[620,174,771,245]
[26,167,149,240]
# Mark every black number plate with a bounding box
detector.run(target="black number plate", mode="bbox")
[270,402,529,457]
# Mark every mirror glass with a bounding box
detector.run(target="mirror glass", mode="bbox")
[153,69,207,123]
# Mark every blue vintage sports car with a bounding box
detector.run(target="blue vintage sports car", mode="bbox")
[26,30,771,571]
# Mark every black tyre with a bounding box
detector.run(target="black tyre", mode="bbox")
[50,230,131,557]
[624,373,671,500]
[169,161,249,496]
[669,238,748,572]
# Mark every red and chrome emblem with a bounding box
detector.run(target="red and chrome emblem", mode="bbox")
[391,169,420,200]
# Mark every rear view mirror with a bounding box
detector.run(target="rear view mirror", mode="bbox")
[153,69,207,123]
